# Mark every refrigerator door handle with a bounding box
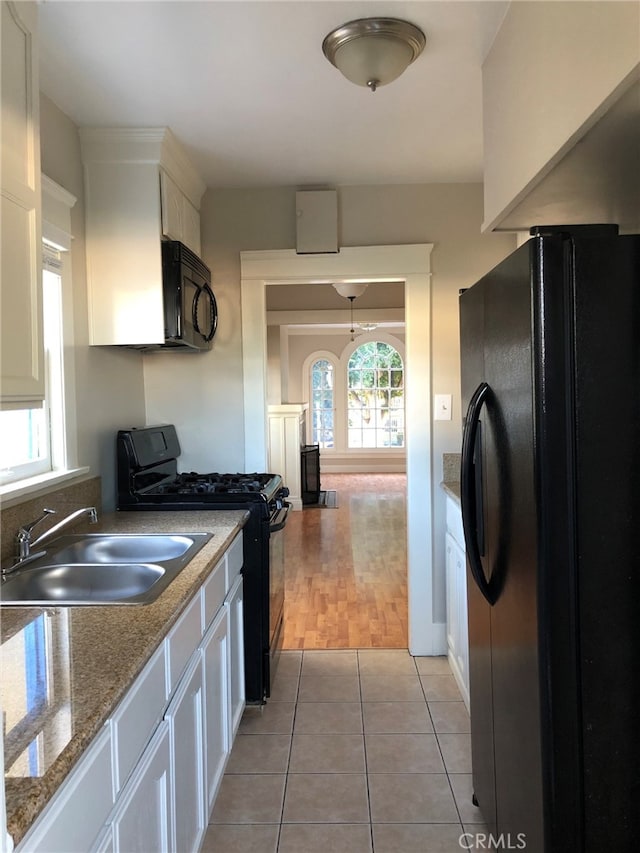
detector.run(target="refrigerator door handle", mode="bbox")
[461,381,496,606]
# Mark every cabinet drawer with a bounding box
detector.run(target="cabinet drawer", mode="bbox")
[225,534,243,589]
[202,556,226,629]
[445,496,465,549]
[110,643,167,794]
[166,592,203,693]
[16,727,113,853]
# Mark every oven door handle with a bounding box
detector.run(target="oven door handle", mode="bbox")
[270,502,291,533]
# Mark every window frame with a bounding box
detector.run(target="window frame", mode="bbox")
[302,351,339,451]
[302,332,406,455]
[0,176,86,500]
[346,340,405,450]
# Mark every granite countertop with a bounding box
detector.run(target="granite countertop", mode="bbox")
[2,509,249,847]
[441,451,461,505]
[442,480,461,504]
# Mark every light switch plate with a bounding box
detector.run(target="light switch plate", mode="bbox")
[434,394,452,421]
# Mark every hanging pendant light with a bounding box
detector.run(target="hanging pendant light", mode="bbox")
[333,282,368,341]
[322,18,426,92]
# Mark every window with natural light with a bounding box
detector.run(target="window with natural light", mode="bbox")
[347,341,404,449]
[311,358,335,448]
[0,245,66,485]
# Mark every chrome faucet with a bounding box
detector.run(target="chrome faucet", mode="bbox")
[16,506,98,560]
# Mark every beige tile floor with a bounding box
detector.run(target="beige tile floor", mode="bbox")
[204,650,489,853]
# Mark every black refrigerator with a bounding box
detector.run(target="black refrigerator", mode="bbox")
[459,224,639,852]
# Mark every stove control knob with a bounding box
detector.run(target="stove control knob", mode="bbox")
[280,486,290,498]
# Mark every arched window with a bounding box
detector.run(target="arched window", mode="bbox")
[310,358,335,448]
[347,342,404,449]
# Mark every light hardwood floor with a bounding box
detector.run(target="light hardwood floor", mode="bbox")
[282,473,408,650]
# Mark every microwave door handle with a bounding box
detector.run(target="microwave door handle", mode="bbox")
[192,286,201,335]
[203,284,217,342]
[176,287,182,339]
[192,284,218,342]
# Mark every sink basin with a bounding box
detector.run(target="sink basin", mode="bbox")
[47,534,198,565]
[1,562,165,604]
[0,532,212,606]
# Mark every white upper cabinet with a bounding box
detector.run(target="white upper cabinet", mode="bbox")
[482,2,640,232]
[1,0,44,404]
[160,169,201,256]
[80,128,205,346]
[182,196,201,257]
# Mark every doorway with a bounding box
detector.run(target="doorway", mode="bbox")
[240,244,445,656]
[282,472,408,649]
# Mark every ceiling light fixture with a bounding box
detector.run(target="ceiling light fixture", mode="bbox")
[322,18,426,92]
[358,322,378,332]
[332,282,368,299]
[332,282,368,340]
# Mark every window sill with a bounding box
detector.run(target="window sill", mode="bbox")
[0,467,91,508]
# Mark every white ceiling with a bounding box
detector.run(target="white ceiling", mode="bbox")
[37,1,509,189]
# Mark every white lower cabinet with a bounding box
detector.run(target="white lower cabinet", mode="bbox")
[202,606,230,814]
[445,496,470,710]
[13,532,245,853]
[15,727,113,853]
[226,573,245,738]
[91,827,115,853]
[109,722,172,853]
[166,654,207,853]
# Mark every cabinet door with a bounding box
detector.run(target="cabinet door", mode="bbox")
[182,197,201,256]
[165,654,206,853]
[454,541,469,693]
[226,573,245,738]
[445,528,470,709]
[90,826,114,853]
[1,1,44,403]
[111,722,172,853]
[159,169,183,243]
[445,532,458,660]
[201,606,230,815]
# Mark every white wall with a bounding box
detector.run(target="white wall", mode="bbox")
[143,183,515,626]
[482,1,640,231]
[39,94,146,510]
[143,188,297,472]
[37,96,516,626]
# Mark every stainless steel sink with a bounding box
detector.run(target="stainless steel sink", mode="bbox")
[1,562,165,604]
[47,534,199,565]
[0,532,212,606]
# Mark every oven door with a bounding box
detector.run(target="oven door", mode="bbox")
[268,501,290,684]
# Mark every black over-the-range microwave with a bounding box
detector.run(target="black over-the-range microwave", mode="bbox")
[157,240,218,351]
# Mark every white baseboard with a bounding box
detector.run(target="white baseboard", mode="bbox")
[409,622,447,657]
[320,461,406,474]
[448,650,470,712]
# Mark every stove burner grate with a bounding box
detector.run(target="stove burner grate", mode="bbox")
[157,471,275,496]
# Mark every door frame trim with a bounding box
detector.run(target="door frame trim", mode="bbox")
[240,244,439,654]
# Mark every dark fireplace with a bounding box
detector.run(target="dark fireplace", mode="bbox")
[301,444,321,504]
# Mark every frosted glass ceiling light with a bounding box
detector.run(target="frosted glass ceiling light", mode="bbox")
[332,282,368,299]
[333,282,369,340]
[322,18,426,92]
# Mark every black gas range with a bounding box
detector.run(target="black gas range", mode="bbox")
[117,425,290,703]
